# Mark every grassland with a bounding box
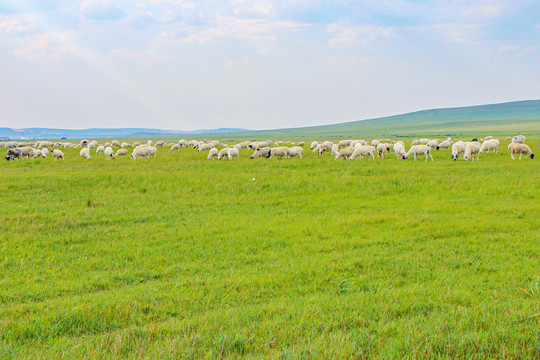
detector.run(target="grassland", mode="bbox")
[1,137,539,359]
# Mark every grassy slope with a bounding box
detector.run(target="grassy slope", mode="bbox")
[1,140,539,359]
[213,100,540,140]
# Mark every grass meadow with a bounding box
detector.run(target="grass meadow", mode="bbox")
[1,138,539,359]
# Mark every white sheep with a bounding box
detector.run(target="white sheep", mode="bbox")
[41,148,50,158]
[227,147,240,160]
[310,141,320,150]
[217,147,230,160]
[198,143,215,152]
[268,147,289,159]
[80,148,91,160]
[377,143,389,158]
[436,140,451,150]
[131,146,157,159]
[171,144,181,152]
[52,149,64,160]
[451,141,466,160]
[334,147,355,160]
[426,139,438,148]
[155,140,165,148]
[484,136,495,140]
[371,139,380,148]
[96,145,105,154]
[104,147,114,159]
[349,146,375,160]
[402,145,433,161]
[463,142,481,161]
[33,149,42,158]
[504,136,512,141]
[479,140,499,155]
[508,143,534,160]
[207,148,218,159]
[393,142,406,159]
[316,143,332,155]
[512,135,526,143]
[297,141,305,147]
[121,142,131,148]
[250,147,271,159]
[331,144,339,156]
[287,146,303,158]
[111,140,121,147]
[115,149,128,157]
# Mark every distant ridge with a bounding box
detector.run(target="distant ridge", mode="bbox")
[0,127,250,140]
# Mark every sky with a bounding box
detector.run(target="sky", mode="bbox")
[0,0,539,130]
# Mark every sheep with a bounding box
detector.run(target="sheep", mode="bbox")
[217,147,230,160]
[351,140,367,147]
[512,135,526,143]
[80,148,91,160]
[250,147,271,159]
[248,141,268,150]
[267,147,289,159]
[504,136,512,141]
[207,148,218,159]
[338,140,352,148]
[287,146,303,158]
[111,140,121,147]
[316,143,332,155]
[310,141,320,150]
[5,148,23,160]
[377,143,389,158]
[508,143,534,160]
[115,149,128,157]
[52,149,64,160]
[147,140,153,146]
[170,144,181,152]
[132,142,141,147]
[484,136,495,140]
[426,139,438,148]
[87,142,96,151]
[463,142,481,161]
[96,145,105,154]
[130,146,157,159]
[41,148,50,158]
[33,149,42,158]
[350,146,375,160]
[198,143,215,152]
[331,144,339,156]
[371,139,380,148]
[155,140,165,148]
[451,141,466,160]
[104,147,114,159]
[402,145,433,161]
[297,141,305,147]
[436,140,451,150]
[479,140,499,155]
[334,147,355,160]
[120,142,131,148]
[178,139,188,147]
[19,147,36,159]
[187,140,198,148]
[393,142,406,159]
[227,147,240,160]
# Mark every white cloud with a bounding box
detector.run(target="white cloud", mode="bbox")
[327,23,394,48]
[79,0,126,20]
[0,18,34,35]
[498,44,520,52]
[317,57,366,69]
[431,23,481,45]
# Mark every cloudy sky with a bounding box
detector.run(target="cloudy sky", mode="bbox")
[1,0,539,130]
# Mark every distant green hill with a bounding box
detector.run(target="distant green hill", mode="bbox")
[224,100,540,140]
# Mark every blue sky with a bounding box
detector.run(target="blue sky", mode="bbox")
[0,0,539,130]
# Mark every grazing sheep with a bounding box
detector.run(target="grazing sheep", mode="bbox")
[267,147,289,159]
[512,135,526,143]
[198,143,215,152]
[463,142,481,161]
[310,141,320,150]
[402,145,433,161]
[350,146,375,160]
[331,144,339,156]
[338,140,351,148]
[287,146,303,158]
[52,149,64,160]
[178,139,188,147]
[131,146,157,159]
[33,149,42,158]
[393,142,406,159]
[80,148,91,160]
[80,139,89,147]
[217,147,230,160]
[436,140,451,150]
[297,141,305,147]
[227,148,240,160]
[377,143,389,158]
[115,149,128,157]
[248,141,268,150]
[132,142,141,147]
[504,136,512,141]
[371,139,380,148]
[41,148,50,158]
[155,141,165,148]
[250,147,271,159]
[19,147,36,159]
[111,140,121,147]
[479,140,499,155]
[87,142,96,151]
[96,145,105,154]
[484,136,495,140]
[121,142,131,148]
[426,139,438,148]
[315,143,332,155]
[104,147,114,159]
[508,143,534,160]
[5,148,23,160]
[451,141,466,160]
[147,140,153,147]
[171,144,181,152]
[334,147,355,160]
[207,148,218,160]
[187,140,198,148]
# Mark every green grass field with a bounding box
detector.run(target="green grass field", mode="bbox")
[1,138,539,359]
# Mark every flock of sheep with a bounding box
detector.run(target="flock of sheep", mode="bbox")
[2,135,534,162]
